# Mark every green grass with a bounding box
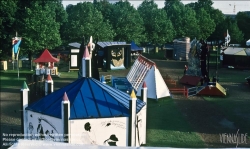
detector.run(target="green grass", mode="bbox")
[203,69,250,139]
[215,71,247,83]
[0,70,33,88]
[146,98,205,147]
[0,70,78,88]
[204,96,250,137]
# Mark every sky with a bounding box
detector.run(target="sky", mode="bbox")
[62,0,250,15]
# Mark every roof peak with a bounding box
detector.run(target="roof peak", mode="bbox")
[47,74,52,81]
[130,90,136,99]
[83,46,90,58]
[142,81,147,88]
[22,81,29,89]
[63,92,69,101]
[33,49,59,63]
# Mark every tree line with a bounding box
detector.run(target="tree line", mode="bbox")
[0,0,249,60]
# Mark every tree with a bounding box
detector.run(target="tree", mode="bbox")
[0,0,18,59]
[63,2,114,43]
[195,8,215,40]
[236,12,250,42]
[220,17,244,44]
[18,1,61,55]
[110,0,145,43]
[138,0,175,45]
[194,0,213,12]
[164,0,199,39]
[186,0,223,41]
[207,8,225,41]
[93,0,113,22]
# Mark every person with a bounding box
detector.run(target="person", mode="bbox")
[37,119,44,140]
[184,65,188,75]
[81,122,96,144]
[104,134,118,146]
[28,122,35,140]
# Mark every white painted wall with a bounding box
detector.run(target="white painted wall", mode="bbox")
[69,117,127,146]
[136,108,147,146]
[26,111,63,142]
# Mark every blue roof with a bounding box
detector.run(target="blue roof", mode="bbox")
[131,41,143,51]
[26,77,146,119]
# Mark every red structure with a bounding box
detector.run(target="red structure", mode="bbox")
[179,75,201,86]
[33,49,59,76]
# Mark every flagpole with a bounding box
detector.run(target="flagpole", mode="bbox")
[17,48,20,79]
[16,32,19,79]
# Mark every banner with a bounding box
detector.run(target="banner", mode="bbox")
[12,37,22,60]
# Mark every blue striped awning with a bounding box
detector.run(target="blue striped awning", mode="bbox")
[26,77,146,119]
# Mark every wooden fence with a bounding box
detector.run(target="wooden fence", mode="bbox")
[164,74,188,97]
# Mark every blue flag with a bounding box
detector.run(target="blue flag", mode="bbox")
[13,39,21,54]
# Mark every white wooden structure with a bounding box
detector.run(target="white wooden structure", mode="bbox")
[126,55,170,100]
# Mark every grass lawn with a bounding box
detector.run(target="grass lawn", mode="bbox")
[203,70,250,139]
[204,96,250,135]
[146,98,205,147]
[0,70,33,88]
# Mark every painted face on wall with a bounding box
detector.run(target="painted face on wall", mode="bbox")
[111,48,124,67]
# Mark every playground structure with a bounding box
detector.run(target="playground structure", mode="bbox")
[19,38,148,147]
[126,55,170,100]
[174,37,227,97]
[33,49,60,76]
[109,55,170,100]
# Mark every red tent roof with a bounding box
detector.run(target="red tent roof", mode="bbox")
[33,49,59,63]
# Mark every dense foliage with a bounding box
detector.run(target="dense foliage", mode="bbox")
[0,0,249,60]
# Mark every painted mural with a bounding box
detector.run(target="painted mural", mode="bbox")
[136,108,146,146]
[26,111,63,142]
[111,48,124,67]
[70,117,127,146]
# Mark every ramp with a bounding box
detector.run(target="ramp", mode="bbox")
[187,86,205,97]
[197,82,226,96]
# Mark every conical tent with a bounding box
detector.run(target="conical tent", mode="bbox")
[126,55,170,100]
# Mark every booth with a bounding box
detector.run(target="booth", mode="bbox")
[33,49,59,76]
[96,42,131,70]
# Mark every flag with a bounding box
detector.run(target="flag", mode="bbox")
[12,37,22,60]
[225,29,230,44]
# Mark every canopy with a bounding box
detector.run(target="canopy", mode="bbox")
[131,41,143,51]
[224,47,250,56]
[33,49,59,63]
